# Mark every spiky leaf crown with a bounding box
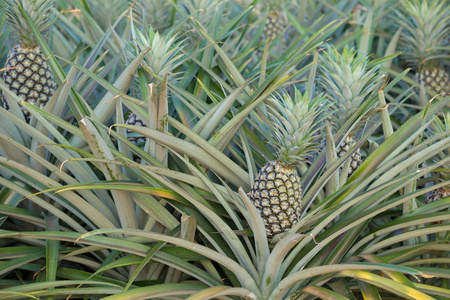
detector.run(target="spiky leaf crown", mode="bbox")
[126,26,185,80]
[3,0,55,48]
[179,0,222,24]
[132,0,172,31]
[268,89,326,167]
[319,45,382,127]
[396,0,450,70]
[258,0,290,12]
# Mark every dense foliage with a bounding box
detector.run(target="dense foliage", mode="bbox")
[0,0,449,299]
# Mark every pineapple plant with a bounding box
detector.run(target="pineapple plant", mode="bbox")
[319,45,383,175]
[248,89,325,239]
[1,0,57,122]
[124,26,184,158]
[396,0,450,96]
[427,113,450,203]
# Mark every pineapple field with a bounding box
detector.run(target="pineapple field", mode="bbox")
[0,0,449,299]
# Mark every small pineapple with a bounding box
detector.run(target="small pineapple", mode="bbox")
[427,188,450,204]
[125,113,147,146]
[396,0,450,96]
[426,113,450,204]
[124,27,183,149]
[1,0,57,122]
[319,46,382,175]
[263,9,287,39]
[249,89,325,239]
[125,112,147,163]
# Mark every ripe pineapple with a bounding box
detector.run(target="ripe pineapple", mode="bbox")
[249,89,325,239]
[427,113,450,204]
[396,0,450,96]
[1,0,57,122]
[319,46,382,175]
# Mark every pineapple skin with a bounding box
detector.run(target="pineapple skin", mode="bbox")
[126,113,147,145]
[125,112,148,163]
[337,135,363,176]
[316,135,363,176]
[1,45,57,121]
[427,187,450,204]
[264,10,286,39]
[415,68,450,96]
[249,160,302,239]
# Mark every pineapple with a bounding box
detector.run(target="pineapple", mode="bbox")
[264,9,287,39]
[1,0,57,122]
[427,188,450,204]
[125,112,147,163]
[258,0,289,41]
[249,89,325,239]
[319,46,382,175]
[124,27,183,148]
[125,113,147,146]
[396,0,450,96]
[427,113,450,203]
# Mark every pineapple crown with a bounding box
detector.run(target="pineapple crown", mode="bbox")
[132,0,172,32]
[180,0,221,21]
[257,0,290,13]
[126,26,185,81]
[319,45,382,128]
[268,88,326,168]
[3,0,55,48]
[396,0,450,70]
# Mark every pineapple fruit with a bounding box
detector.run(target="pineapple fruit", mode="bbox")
[125,112,147,163]
[249,89,325,239]
[319,46,382,175]
[126,113,147,146]
[1,0,57,122]
[397,0,450,96]
[264,9,287,39]
[427,113,450,203]
[427,188,450,204]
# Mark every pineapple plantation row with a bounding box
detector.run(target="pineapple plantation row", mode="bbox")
[0,0,449,299]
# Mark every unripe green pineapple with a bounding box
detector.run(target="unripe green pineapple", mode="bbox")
[319,46,382,175]
[1,0,57,122]
[397,0,450,96]
[249,89,325,239]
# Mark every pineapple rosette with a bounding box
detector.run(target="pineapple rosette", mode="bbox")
[396,0,450,96]
[249,89,326,239]
[318,45,383,175]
